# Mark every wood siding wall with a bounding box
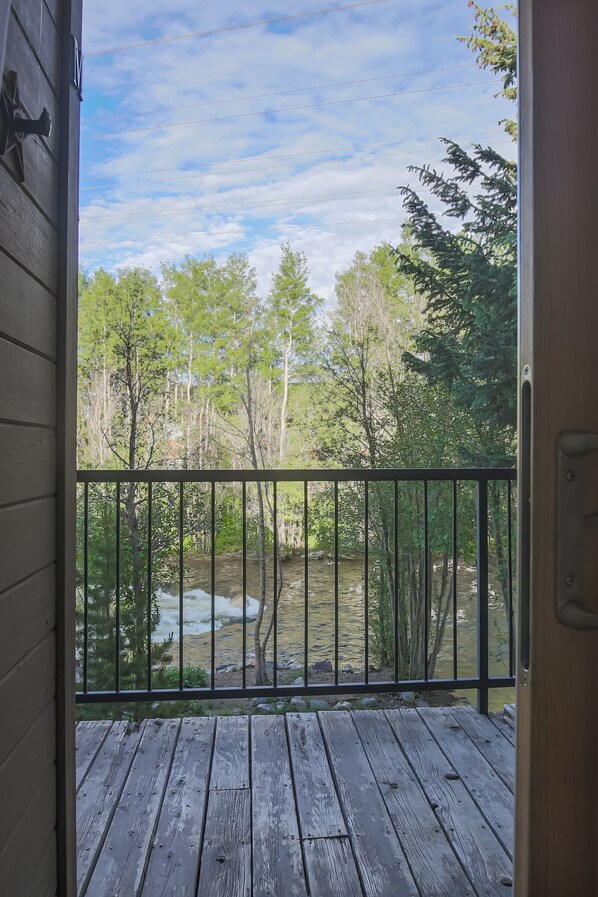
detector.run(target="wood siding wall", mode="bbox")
[0,0,79,894]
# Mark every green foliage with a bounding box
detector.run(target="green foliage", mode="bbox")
[396,143,517,466]
[458,3,517,137]
[158,665,208,689]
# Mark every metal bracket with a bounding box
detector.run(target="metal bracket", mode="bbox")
[0,70,52,182]
[556,431,598,630]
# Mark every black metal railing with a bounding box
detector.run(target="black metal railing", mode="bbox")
[75,467,516,713]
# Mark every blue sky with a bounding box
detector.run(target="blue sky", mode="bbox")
[80,0,515,299]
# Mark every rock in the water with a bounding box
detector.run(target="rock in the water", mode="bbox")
[414,697,429,708]
[334,701,352,711]
[287,661,301,671]
[252,696,268,706]
[340,664,354,673]
[291,677,304,687]
[312,660,333,673]
[162,653,173,663]
[361,696,378,707]
[255,703,271,713]
[400,691,416,704]
[290,696,307,710]
[309,699,330,711]
[307,549,326,560]
[216,662,231,671]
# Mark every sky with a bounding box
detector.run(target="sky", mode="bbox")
[80,0,516,301]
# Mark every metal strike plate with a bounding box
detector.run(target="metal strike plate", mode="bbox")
[556,431,598,630]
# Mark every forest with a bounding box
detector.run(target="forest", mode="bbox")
[76,4,517,700]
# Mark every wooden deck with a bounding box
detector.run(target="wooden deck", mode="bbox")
[76,707,515,897]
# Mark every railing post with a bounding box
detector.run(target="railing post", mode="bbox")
[477,478,489,714]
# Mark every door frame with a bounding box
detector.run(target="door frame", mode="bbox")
[56,1,82,895]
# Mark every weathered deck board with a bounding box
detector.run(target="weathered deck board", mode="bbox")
[319,711,419,897]
[302,837,364,897]
[490,711,516,746]
[421,708,514,858]
[353,711,474,897]
[209,716,249,791]
[75,720,112,790]
[197,789,251,897]
[140,717,215,897]
[448,707,515,793]
[386,709,512,897]
[84,719,180,897]
[286,712,347,839]
[77,721,145,896]
[77,707,514,897]
[251,716,307,897]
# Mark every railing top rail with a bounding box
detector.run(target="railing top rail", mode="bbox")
[77,467,517,484]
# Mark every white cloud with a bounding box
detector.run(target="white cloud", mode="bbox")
[79,0,516,296]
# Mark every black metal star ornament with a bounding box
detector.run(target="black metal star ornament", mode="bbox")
[0,70,52,182]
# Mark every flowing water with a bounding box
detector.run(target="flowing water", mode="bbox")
[153,552,514,710]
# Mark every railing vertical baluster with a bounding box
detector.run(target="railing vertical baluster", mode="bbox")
[477,478,490,714]
[507,479,514,678]
[423,480,429,682]
[394,478,399,684]
[304,480,309,687]
[115,482,120,694]
[273,481,278,689]
[211,481,216,691]
[364,481,369,685]
[242,481,247,690]
[83,482,89,693]
[179,482,184,691]
[334,481,339,686]
[147,482,153,692]
[453,479,458,681]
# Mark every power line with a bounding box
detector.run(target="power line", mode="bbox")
[83,187,406,224]
[80,129,505,184]
[88,63,476,126]
[95,79,500,139]
[80,139,513,195]
[81,215,408,248]
[87,0,391,57]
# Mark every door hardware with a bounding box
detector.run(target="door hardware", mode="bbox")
[0,70,52,182]
[556,431,598,630]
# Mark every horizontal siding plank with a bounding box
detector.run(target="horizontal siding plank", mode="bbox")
[0,337,56,426]
[5,9,60,158]
[11,0,61,90]
[0,700,55,850]
[0,631,55,763]
[0,251,57,357]
[0,424,55,506]
[0,497,55,593]
[0,162,58,291]
[0,564,55,679]
[0,767,56,895]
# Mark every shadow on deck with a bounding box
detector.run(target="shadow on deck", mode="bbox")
[76,707,515,897]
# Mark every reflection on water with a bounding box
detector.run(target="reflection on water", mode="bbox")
[156,552,513,701]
